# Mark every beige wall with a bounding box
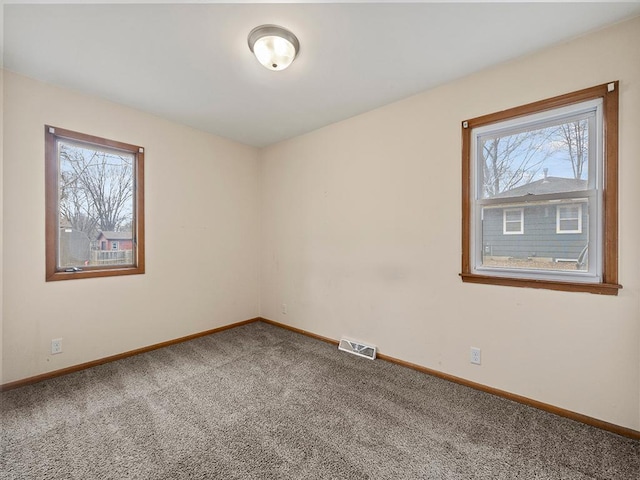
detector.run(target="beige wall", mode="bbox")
[2,71,260,383]
[259,17,640,430]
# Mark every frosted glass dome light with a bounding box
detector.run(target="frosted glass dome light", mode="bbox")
[248,25,299,71]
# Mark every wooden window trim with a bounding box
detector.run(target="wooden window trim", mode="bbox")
[461,82,621,295]
[45,126,145,281]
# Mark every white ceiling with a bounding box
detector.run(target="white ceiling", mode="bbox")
[4,1,640,147]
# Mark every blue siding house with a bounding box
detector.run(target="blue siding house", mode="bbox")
[482,177,588,262]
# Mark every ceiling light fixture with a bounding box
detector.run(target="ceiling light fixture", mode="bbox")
[248,25,299,71]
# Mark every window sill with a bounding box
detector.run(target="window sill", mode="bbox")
[459,273,621,295]
[46,266,144,282]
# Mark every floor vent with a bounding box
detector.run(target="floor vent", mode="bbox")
[338,338,377,360]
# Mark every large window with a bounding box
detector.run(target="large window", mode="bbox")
[461,83,620,295]
[45,126,145,281]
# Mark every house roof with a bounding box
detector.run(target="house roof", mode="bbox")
[491,177,587,199]
[98,231,132,241]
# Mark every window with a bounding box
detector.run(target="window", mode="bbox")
[461,82,620,295]
[45,126,145,281]
[557,204,582,234]
[503,208,524,235]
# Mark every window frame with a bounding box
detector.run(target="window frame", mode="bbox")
[503,208,524,235]
[45,126,145,281]
[556,204,583,234]
[461,82,620,295]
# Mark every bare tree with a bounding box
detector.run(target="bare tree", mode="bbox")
[59,169,99,236]
[481,127,554,197]
[554,119,588,180]
[59,144,133,238]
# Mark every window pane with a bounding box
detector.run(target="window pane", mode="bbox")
[559,206,579,220]
[479,117,590,200]
[560,219,579,231]
[504,222,521,233]
[505,210,521,222]
[482,200,589,272]
[57,140,135,269]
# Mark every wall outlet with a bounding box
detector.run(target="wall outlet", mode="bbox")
[470,347,481,365]
[51,338,63,355]
[281,303,288,315]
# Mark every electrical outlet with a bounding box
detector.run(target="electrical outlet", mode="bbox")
[281,303,288,315]
[470,347,481,365]
[51,338,63,355]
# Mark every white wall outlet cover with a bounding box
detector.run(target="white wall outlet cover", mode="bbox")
[51,338,63,355]
[470,347,481,365]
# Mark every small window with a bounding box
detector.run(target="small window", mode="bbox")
[45,126,145,281]
[557,204,582,234]
[461,83,620,295]
[503,208,524,235]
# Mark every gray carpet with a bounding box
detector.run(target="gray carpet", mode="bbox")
[1,321,638,479]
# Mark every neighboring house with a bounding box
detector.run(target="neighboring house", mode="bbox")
[482,176,588,261]
[93,231,134,266]
[96,231,133,251]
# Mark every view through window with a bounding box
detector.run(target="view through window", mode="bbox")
[461,82,620,295]
[476,107,595,275]
[46,126,145,280]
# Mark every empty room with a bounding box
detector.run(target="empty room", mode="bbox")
[1,1,639,478]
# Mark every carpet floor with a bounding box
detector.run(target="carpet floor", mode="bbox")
[1,321,638,479]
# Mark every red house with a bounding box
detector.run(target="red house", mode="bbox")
[96,231,133,251]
